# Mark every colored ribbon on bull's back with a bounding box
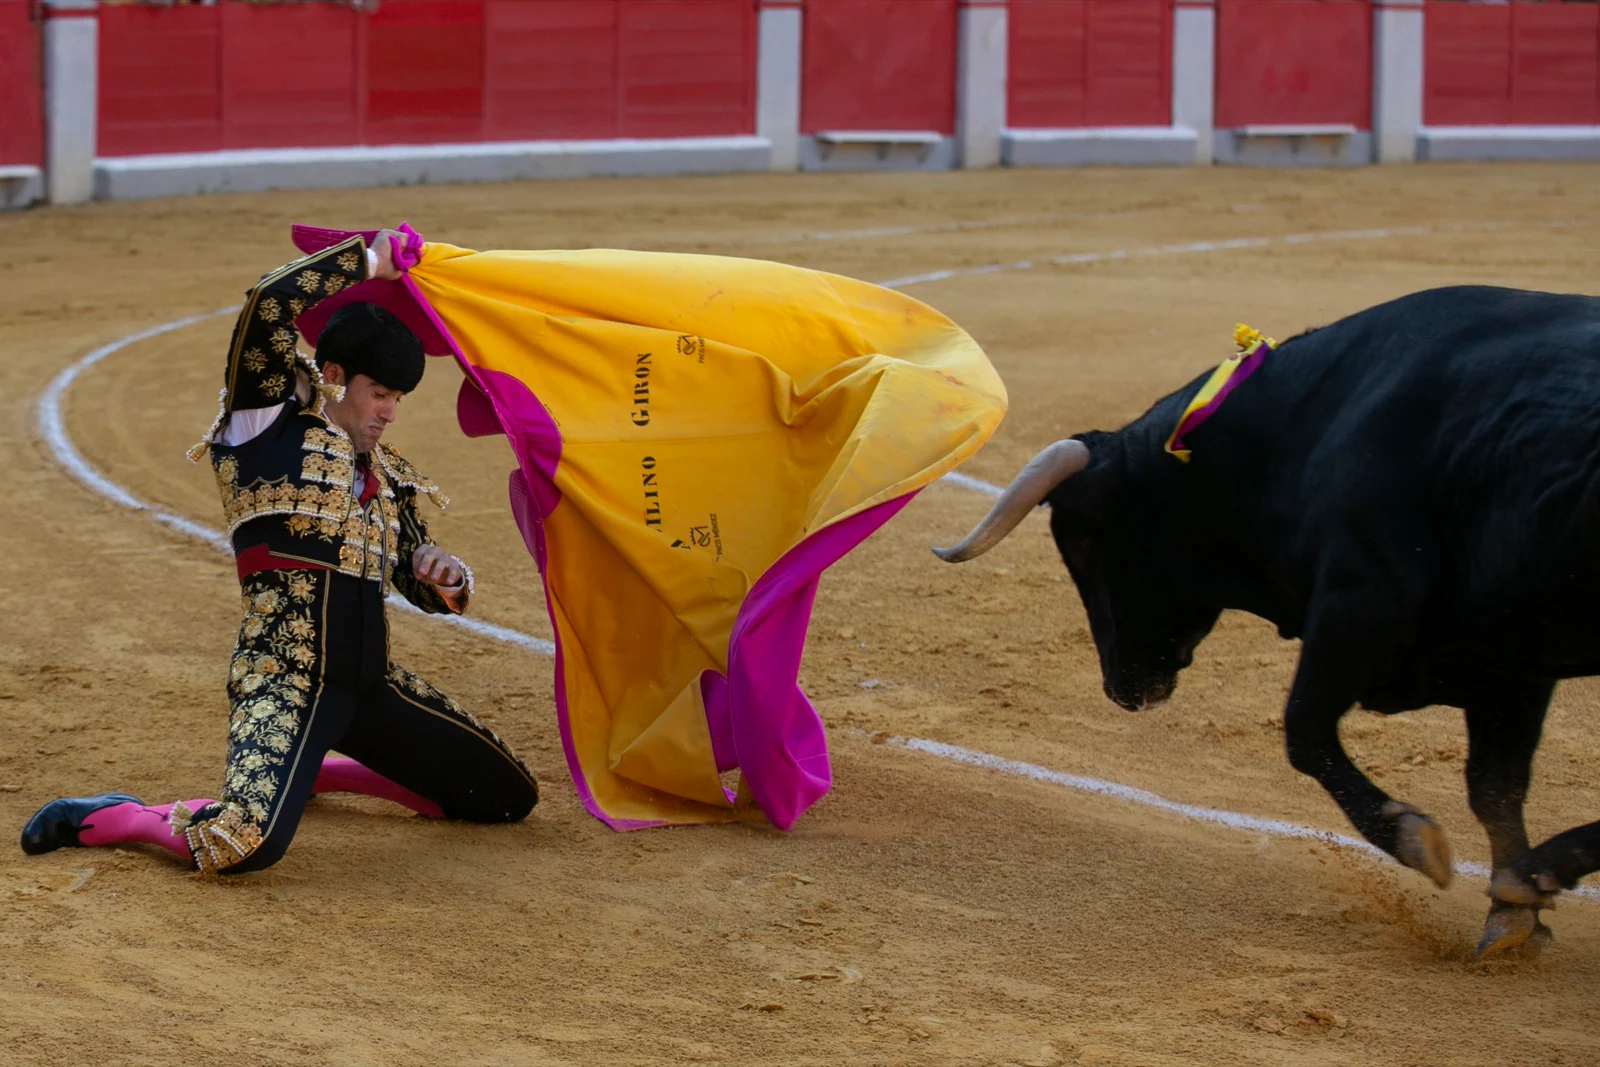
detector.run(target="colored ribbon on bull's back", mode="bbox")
[292,226,1007,831]
[1164,323,1277,463]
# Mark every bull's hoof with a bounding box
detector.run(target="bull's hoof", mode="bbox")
[1382,800,1453,888]
[1475,901,1554,960]
[1489,866,1562,908]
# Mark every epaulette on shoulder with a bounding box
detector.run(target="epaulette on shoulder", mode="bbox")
[375,443,450,509]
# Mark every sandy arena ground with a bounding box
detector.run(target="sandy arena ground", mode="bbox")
[4,164,1600,1066]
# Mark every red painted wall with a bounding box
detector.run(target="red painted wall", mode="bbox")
[0,0,42,167]
[1426,2,1600,126]
[484,0,616,141]
[365,0,485,145]
[98,0,756,158]
[801,0,958,133]
[482,0,755,142]
[98,4,224,156]
[617,0,756,139]
[1214,0,1372,129]
[1009,0,1172,128]
[222,2,360,150]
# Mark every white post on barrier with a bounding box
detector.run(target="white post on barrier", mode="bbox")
[1372,0,1424,163]
[43,0,98,205]
[955,0,1007,169]
[756,0,803,172]
[1172,0,1216,166]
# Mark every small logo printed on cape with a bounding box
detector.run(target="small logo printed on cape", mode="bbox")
[676,335,706,363]
[631,353,651,427]
[642,455,662,527]
[670,514,723,560]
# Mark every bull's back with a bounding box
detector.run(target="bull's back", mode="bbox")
[1265,287,1600,674]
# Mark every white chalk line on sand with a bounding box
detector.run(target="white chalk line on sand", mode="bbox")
[704,207,1160,249]
[898,737,1600,901]
[937,470,1005,499]
[873,217,1584,289]
[38,219,1592,900]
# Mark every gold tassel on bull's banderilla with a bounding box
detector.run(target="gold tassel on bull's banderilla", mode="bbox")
[1231,322,1277,353]
[1163,323,1279,462]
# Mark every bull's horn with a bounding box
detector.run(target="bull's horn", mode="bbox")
[932,439,1090,563]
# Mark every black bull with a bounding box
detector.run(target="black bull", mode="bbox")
[935,286,1600,957]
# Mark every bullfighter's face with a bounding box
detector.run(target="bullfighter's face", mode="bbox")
[321,364,405,454]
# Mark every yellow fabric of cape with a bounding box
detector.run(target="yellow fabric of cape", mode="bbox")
[406,244,1006,828]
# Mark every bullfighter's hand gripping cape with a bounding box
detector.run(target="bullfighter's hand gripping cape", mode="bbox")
[293,224,1007,830]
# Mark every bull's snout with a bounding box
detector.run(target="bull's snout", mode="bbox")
[1103,674,1177,711]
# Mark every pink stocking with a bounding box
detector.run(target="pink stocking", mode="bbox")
[78,800,212,860]
[313,757,444,819]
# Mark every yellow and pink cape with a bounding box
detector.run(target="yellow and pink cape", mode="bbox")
[293,224,1006,830]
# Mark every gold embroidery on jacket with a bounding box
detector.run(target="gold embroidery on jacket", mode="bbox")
[211,417,408,584]
[375,444,450,510]
[221,236,364,410]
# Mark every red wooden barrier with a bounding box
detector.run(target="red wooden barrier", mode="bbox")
[0,0,42,168]
[221,2,360,150]
[1009,0,1171,128]
[483,0,755,142]
[366,0,485,145]
[1510,3,1600,125]
[801,0,958,133]
[1426,2,1600,126]
[98,3,223,156]
[1425,3,1507,126]
[616,0,755,139]
[99,0,755,157]
[1214,0,1371,129]
[484,0,618,140]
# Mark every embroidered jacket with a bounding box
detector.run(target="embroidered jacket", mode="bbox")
[195,239,468,613]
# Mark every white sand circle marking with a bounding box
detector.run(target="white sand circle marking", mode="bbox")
[895,737,1598,900]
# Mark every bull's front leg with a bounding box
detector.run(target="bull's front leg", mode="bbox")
[1283,616,1453,888]
[1464,685,1555,957]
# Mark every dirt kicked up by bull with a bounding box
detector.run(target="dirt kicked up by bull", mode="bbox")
[935,285,1600,959]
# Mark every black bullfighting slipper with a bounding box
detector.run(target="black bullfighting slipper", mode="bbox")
[19,793,142,855]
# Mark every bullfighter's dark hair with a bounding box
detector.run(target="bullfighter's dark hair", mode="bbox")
[315,302,425,393]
